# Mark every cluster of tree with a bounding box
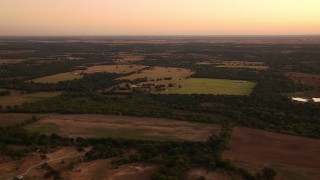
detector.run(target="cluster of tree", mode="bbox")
[42,163,62,180]
[0,125,72,159]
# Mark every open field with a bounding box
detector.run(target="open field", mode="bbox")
[32,72,83,83]
[0,92,62,106]
[163,78,256,95]
[0,59,26,64]
[0,50,35,54]
[83,64,148,74]
[223,127,320,180]
[114,53,145,64]
[25,114,221,141]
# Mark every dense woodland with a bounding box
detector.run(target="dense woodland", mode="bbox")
[0,37,320,179]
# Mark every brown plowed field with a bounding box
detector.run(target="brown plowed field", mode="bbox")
[26,114,221,141]
[223,127,320,180]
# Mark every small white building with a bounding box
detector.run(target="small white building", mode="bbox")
[292,97,308,102]
[312,98,320,103]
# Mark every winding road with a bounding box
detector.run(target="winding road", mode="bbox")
[9,153,76,180]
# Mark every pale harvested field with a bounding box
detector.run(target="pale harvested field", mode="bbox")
[26,114,221,141]
[223,127,320,180]
[32,72,83,83]
[0,50,35,54]
[83,64,148,74]
[0,59,26,64]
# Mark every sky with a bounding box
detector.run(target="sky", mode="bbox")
[0,0,320,36]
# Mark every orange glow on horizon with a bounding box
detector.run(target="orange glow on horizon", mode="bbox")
[0,0,319,36]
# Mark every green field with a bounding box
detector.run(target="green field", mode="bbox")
[32,72,83,83]
[163,78,256,95]
[0,92,62,106]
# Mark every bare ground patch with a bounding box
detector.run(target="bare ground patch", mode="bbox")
[63,159,156,180]
[186,168,243,180]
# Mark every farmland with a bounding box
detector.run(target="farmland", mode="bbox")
[0,36,320,180]
[0,113,37,127]
[0,92,62,106]
[223,127,320,180]
[0,59,26,64]
[26,114,221,141]
[163,78,256,95]
[32,72,83,83]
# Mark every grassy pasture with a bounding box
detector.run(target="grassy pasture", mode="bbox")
[25,114,221,141]
[163,78,256,95]
[0,92,62,106]
[32,72,83,83]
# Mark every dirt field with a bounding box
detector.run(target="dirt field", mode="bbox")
[26,114,220,141]
[63,159,157,180]
[223,127,320,180]
[286,72,320,97]
[0,92,62,106]
[83,64,148,74]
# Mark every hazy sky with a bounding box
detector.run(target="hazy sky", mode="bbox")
[1,0,319,36]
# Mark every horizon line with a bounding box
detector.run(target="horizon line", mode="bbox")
[1,34,320,38]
